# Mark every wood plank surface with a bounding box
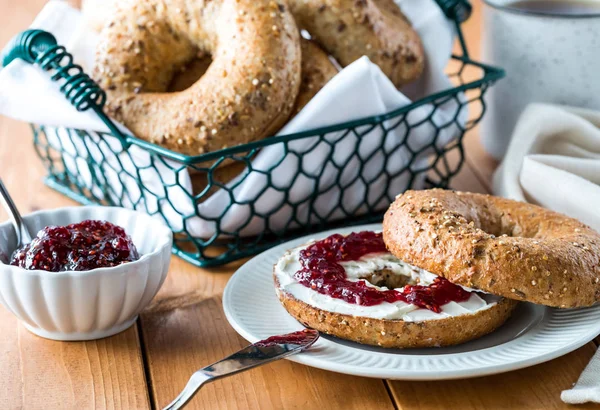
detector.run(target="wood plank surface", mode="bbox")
[0,307,150,410]
[0,2,151,409]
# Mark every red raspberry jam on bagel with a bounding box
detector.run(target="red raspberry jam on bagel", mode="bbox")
[295,231,470,313]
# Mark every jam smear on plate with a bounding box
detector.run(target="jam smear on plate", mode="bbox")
[10,220,139,272]
[295,231,470,313]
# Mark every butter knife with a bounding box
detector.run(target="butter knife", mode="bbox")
[163,329,319,410]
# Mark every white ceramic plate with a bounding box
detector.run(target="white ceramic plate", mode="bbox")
[223,223,600,380]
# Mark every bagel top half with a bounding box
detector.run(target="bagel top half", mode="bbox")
[383,189,600,308]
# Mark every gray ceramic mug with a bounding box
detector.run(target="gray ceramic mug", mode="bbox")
[480,0,600,160]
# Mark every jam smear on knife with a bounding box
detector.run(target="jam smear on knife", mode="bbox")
[255,329,318,347]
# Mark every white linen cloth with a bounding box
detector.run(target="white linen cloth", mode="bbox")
[493,103,600,404]
[561,348,600,404]
[494,104,600,233]
[0,0,464,238]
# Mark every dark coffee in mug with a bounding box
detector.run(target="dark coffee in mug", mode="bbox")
[508,0,600,15]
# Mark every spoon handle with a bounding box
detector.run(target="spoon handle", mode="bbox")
[0,179,32,246]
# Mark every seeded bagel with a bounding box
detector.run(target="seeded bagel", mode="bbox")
[94,0,301,156]
[383,189,600,308]
[289,0,424,87]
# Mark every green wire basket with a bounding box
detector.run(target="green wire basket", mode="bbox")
[2,0,504,267]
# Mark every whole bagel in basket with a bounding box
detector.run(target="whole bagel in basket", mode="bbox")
[93,0,302,156]
[383,189,600,308]
[288,0,424,87]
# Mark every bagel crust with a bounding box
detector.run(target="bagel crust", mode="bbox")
[289,0,424,87]
[383,189,600,308]
[94,0,301,156]
[275,276,517,348]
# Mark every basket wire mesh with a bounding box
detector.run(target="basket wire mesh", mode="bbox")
[4,0,504,266]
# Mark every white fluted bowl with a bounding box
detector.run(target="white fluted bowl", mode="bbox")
[0,206,172,341]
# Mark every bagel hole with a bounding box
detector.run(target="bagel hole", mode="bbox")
[472,218,523,239]
[363,269,413,289]
[168,55,212,92]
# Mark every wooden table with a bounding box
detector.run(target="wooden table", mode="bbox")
[1,1,599,409]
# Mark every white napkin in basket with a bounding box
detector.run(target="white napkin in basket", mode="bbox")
[493,103,600,404]
[0,0,464,238]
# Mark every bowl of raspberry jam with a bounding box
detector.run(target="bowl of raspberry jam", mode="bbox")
[0,206,172,341]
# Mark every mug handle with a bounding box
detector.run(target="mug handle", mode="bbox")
[1,29,129,147]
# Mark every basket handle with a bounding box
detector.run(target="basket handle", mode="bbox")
[435,0,472,23]
[1,29,129,147]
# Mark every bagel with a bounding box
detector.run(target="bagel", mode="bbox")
[274,231,517,348]
[288,0,424,87]
[93,0,301,156]
[383,189,600,308]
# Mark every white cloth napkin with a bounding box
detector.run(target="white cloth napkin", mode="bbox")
[0,0,464,238]
[561,348,600,404]
[493,103,600,404]
[494,103,600,233]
